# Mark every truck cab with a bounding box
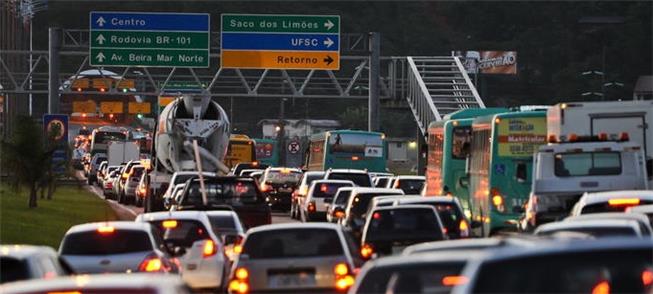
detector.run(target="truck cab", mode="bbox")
[523,138,649,229]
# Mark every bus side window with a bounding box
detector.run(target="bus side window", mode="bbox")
[515,162,527,183]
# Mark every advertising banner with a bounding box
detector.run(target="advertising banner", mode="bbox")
[497,117,547,157]
[455,51,517,75]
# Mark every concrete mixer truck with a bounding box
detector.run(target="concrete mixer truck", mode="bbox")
[144,94,231,212]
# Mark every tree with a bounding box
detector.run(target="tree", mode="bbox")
[1,116,55,208]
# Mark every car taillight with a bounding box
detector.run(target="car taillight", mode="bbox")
[308,201,316,212]
[162,220,178,229]
[334,262,355,291]
[203,239,217,258]
[491,187,505,213]
[643,269,653,287]
[229,267,250,294]
[97,226,115,234]
[442,275,468,286]
[122,172,129,179]
[608,198,640,207]
[459,220,470,238]
[360,243,374,260]
[139,255,163,272]
[591,281,610,294]
[260,183,272,192]
[334,210,345,218]
[106,182,113,189]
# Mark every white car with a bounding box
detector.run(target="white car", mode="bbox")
[301,180,354,222]
[0,273,188,294]
[136,211,229,290]
[534,219,644,238]
[162,171,217,204]
[570,190,653,216]
[0,245,72,284]
[389,175,426,195]
[205,210,246,262]
[164,183,186,209]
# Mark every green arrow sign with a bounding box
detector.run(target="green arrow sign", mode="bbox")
[222,14,340,33]
[89,12,210,67]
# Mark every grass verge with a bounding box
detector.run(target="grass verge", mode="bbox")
[1,184,118,248]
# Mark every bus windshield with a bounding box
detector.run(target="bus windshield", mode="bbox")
[329,133,383,156]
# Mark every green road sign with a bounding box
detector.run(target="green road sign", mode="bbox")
[90,11,210,67]
[222,14,340,33]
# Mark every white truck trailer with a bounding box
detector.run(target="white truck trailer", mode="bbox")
[522,101,652,229]
[107,141,140,166]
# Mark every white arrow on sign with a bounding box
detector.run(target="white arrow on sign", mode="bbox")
[323,37,334,48]
[96,34,106,45]
[324,19,334,30]
[96,16,106,27]
[96,52,106,62]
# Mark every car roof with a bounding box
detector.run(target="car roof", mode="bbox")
[581,190,653,205]
[394,175,426,180]
[368,250,487,269]
[311,179,355,185]
[535,219,640,233]
[0,245,57,259]
[396,196,458,204]
[204,210,239,217]
[565,212,651,225]
[371,204,437,213]
[402,237,539,255]
[136,211,209,222]
[351,187,404,194]
[267,167,302,172]
[173,171,217,176]
[327,169,369,174]
[1,273,184,293]
[304,171,326,175]
[247,223,341,235]
[66,221,151,234]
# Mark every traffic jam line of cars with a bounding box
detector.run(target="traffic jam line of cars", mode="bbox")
[2,166,653,293]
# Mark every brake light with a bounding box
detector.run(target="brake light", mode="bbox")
[547,135,557,143]
[229,267,250,294]
[351,156,359,161]
[106,182,113,189]
[598,133,608,141]
[491,187,505,213]
[47,291,81,294]
[361,243,374,259]
[643,269,653,286]
[162,220,178,229]
[568,133,578,142]
[459,220,470,238]
[334,262,355,291]
[442,275,468,286]
[308,201,316,212]
[608,198,640,206]
[233,244,243,254]
[260,183,272,192]
[97,226,115,234]
[620,132,629,141]
[320,184,328,192]
[203,239,217,258]
[592,281,610,294]
[372,212,381,220]
[334,210,345,218]
[139,256,163,272]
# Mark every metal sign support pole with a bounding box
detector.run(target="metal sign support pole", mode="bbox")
[368,32,380,132]
[48,27,61,114]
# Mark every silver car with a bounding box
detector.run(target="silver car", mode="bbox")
[136,211,229,290]
[0,245,72,284]
[59,221,176,274]
[228,223,363,293]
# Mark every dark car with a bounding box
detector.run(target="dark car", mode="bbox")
[174,176,271,229]
[360,205,445,259]
[259,167,303,211]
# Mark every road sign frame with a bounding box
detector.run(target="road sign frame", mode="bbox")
[89,11,210,68]
[220,13,340,70]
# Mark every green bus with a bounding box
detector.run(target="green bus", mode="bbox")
[254,138,279,167]
[468,110,547,236]
[425,108,508,216]
[305,130,386,172]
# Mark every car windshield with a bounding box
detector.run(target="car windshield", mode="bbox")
[242,228,343,259]
[0,257,30,283]
[60,230,152,255]
[375,178,389,188]
[305,173,326,186]
[351,192,403,218]
[207,215,238,233]
[182,180,260,205]
[265,170,302,184]
[396,179,425,194]
[581,201,653,214]
[149,219,210,248]
[312,182,353,198]
[554,152,622,177]
[357,262,466,294]
[538,226,638,238]
[334,190,352,205]
[328,172,371,187]
[472,248,653,293]
[365,208,443,243]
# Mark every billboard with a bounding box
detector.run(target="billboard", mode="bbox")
[455,51,517,75]
[497,116,547,157]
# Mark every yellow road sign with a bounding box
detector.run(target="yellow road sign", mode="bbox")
[93,78,112,89]
[72,100,97,113]
[71,78,90,89]
[100,101,123,113]
[221,50,340,70]
[128,102,151,114]
[158,96,176,107]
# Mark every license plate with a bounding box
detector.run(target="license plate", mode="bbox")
[268,273,316,288]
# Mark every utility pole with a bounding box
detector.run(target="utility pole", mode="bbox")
[368,32,380,132]
[48,27,61,114]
